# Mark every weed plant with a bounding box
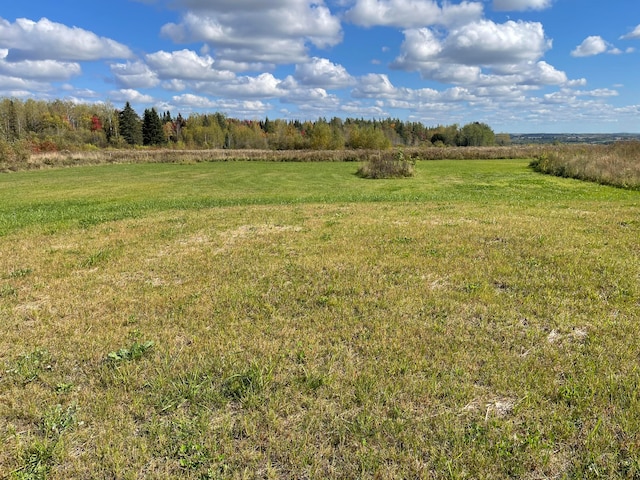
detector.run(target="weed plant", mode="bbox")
[0,160,639,478]
[106,340,155,363]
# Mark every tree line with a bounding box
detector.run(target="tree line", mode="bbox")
[0,98,507,158]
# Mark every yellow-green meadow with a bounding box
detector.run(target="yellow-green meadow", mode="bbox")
[1,160,638,478]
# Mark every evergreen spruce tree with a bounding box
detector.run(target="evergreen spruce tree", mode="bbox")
[142,108,165,146]
[118,102,142,145]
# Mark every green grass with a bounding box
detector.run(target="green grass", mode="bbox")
[0,160,630,237]
[1,160,639,478]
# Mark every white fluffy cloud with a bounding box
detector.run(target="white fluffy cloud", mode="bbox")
[109,89,156,104]
[0,49,81,81]
[352,73,399,98]
[575,88,618,98]
[171,93,272,116]
[172,93,220,109]
[111,61,160,89]
[344,0,483,28]
[392,20,558,86]
[294,57,355,88]
[160,1,342,66]
[279,84,341,114]
[0,75,50,93]
[145,50,236,81]
[571,36,611,57]
[194,73,284,98]
[0,17,132,61]
[443,20,551,65]
[620,24,640,40]
[172,96,271,117]
[519,61,567,85]
[493,0,552,11]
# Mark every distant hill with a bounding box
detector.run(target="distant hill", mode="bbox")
[509,133,640,144]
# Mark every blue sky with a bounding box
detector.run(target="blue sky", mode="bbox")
[1,0,640,133]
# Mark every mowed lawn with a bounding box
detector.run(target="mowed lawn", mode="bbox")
[1,160,639,479]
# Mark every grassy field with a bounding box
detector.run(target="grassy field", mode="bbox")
[1,160,639,479]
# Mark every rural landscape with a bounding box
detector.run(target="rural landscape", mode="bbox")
[1,100,640,479]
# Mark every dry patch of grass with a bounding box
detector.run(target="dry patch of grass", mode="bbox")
[1,191,639,478]
[1,144,557,173]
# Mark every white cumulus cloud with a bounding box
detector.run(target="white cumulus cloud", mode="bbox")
[392,19,559,87]
[145,49,236,81]
[109,89,156,104]
[111,61,160,89]
[352,73,398,98]
[0,49,81,81]
[195,72,284,98]
[0,75,50,93]
[344,0,483,28]
[444,20,551,65]
[294,57,356,89]
[571,35,635,57]
[160,1,342,66]
[571,36,612,57]
[172,93,222,109]
[620,24,640,40]
[0,17,133,61]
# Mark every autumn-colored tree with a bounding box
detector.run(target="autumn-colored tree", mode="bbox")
[90,115,102,132]
[0,96,504,151]
[346,124,391,150]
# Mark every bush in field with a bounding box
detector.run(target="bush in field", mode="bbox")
[356,150,415,179]
[0,139,30,171]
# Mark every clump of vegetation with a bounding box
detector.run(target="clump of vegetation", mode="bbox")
[221,361,273,403]
[10,404,78,479]
[0,138,30,172]
[5,349,52,385]
[356,150,415,179]
[106,340,155,363]
[41,404,78,439]
[530,140,640,189]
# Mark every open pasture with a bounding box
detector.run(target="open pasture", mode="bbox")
[1,160,639,478]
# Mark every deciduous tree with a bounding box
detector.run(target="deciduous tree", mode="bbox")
[458,122,495,146]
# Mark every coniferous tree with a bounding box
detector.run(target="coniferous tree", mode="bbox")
[118,102,142,145]
[142,108,165,146]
